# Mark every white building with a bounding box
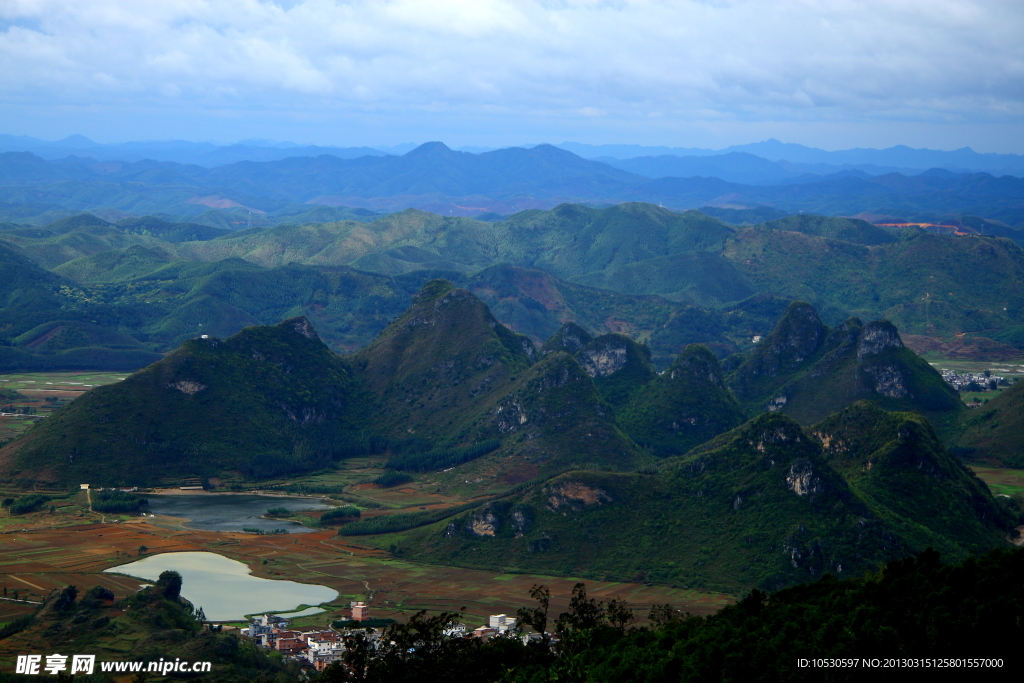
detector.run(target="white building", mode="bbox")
[244,614,289,643]
[488,614,515,634]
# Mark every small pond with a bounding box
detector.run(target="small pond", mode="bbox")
[144,494,331,533]
[105,551,338,622]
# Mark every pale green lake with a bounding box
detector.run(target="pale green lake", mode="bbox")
[105,551,337,621]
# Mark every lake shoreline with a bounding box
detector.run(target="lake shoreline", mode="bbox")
[103,551,339,622]
[148,488,335,498]
[144,493,332,534]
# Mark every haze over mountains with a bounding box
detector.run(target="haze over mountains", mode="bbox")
[3,140,1024,231]
[6,135,1024,176]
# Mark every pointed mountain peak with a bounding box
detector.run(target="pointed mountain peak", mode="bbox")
[769,301,828,358]
[281,316,319,340]
[812,401,1015,543]
[575,333,652,379]
[354,280,535,439]
[412,278,456,302]
[620,343,744,457]
[541,322,593,355]
[729,301,828,399]
[741,411,811,450]
[668,344,726,387]
[490,351,642,471]
[56,134,98,147]
[856,320,905,359]
[404,141,454,157]
[2,318,362,486]
[575,333,655,407]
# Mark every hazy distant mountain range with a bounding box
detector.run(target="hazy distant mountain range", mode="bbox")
[2,142,1024,227]
[3,134,1023,178]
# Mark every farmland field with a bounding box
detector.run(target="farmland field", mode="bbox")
[0,513,733,653]
[926,361,1024,377]
[969,466,1024,497]
[0,371,126,441]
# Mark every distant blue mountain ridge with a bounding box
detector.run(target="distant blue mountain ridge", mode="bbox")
[1,141,1023,231]
[1,134,1022,181]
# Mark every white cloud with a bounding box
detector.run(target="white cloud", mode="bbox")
[0,0,1022,148]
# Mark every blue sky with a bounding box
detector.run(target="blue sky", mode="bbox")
[1,0,1022,152]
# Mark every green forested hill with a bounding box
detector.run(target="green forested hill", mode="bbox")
[1,285,1014,596]
[1,220,185,270]
[812,402,1013,559]
[727,301,965,435]
[387,411,1014,592]
[955,379,1024,468]
[618,344,746,457]
[6,204,1024,360]
[723,227,1024,335]
[0,317,368,484]
[2,231,786,373]
[350,279,535,442]
[758,213,898,245]
[490,204,736,280]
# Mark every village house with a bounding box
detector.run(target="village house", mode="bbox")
[243,614,290,647]
[488,614,515,634]
[306,635,347,672]
[443,622,467,637]
[276,636,306,656]
[351,601,370,621]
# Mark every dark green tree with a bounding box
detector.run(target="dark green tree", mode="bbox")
[156,570,182,600]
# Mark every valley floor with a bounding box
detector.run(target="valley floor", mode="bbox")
[0,513,732,659]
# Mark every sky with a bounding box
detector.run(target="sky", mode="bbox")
[1,0,1022,152]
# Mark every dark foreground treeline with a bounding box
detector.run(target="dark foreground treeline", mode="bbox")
[320,547,1024,683]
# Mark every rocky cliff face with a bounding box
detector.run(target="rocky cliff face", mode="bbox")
[573,333,656,407]
[857,320,905,359]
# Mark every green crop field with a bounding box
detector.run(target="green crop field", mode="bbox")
[969,466,1024,497]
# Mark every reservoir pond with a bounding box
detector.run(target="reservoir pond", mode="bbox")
[144,494,331,533]
[105,551,338,621]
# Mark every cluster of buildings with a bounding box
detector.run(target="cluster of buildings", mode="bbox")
[241,605,542,671]
[242,612,348,671]
[939,369,1007,394]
